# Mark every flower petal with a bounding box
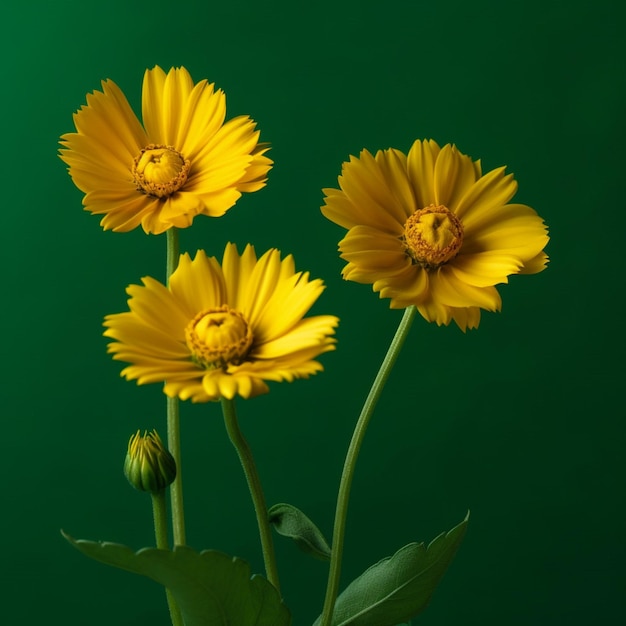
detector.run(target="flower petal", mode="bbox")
[321,151,407,234]
[451,252,523,287]
[454,166,517,222]
[463,203,549,262]
[433,144,480,210]
[168,251,226,315]
[407,139,441,208]
[429,268,502,311]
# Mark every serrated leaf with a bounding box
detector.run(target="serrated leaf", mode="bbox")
[313,513,469,626]
[62,532,290,626]
[269,503,332,561]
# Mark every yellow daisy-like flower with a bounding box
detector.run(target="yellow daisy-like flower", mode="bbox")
[321,139,549,331]
[104,244,339,402]
[59,66,272,234]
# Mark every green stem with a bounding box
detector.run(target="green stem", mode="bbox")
[151,491,169,549]
[320,305,417,626]
[166,227,180,282]
[166,227,186,546]
[167,396,186,545]
[151,491,184,626]
[221,397,280,592]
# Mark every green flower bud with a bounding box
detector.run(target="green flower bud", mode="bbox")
[124,430,176,494]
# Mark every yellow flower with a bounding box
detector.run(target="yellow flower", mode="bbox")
[104,244,339,402]
[59,66,272,234]
[321,139,549,331]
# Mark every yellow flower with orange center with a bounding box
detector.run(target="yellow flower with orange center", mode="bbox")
[104,244,339,401]
[59,66,272,234]
[321,139,549,330]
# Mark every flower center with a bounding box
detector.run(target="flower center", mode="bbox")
[132,144,191,198]
[185,306,253,370]
[403,204,464,269]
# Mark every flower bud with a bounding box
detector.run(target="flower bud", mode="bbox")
[124,430,176,494]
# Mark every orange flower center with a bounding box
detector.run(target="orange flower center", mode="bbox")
[185,306,253,370]
[132,144,191,198]
[403,204,464,269]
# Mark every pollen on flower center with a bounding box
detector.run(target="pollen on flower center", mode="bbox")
[403,204,464,269]
[185,306,253,370]
[132,144,191,198]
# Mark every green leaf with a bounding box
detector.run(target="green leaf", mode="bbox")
[62,532,291,626]
[269,503,332,561]
[313,513,469,626]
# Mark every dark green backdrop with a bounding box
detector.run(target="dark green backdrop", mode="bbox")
[2,0,624,623]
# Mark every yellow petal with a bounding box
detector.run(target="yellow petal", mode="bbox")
[451,252,523,287]
[429,269,501,310]
[168,251,226,315]
[449,306,482,332]
[374,148,417,217]
[433,144,479,211]
[406,139,441,208]
[519,251,549,274]
[377,265,429,303]
[454,166,517,222]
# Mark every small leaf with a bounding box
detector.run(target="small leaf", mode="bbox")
[313,513,469,626]
[62,532,290,626]
[269,503,332,561]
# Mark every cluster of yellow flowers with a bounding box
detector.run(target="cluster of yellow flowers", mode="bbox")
[60,65,549,402]
[59,64,550,626]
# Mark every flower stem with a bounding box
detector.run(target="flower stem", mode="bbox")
[151,491,184,626]
[151,491,169,549]
[320,305,417,626]
[221,397,280,592]
[166,227,180,283]
[167,396,186,545]
[166,227,186,546]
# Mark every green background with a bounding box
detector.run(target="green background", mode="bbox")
[2,0,624,623]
